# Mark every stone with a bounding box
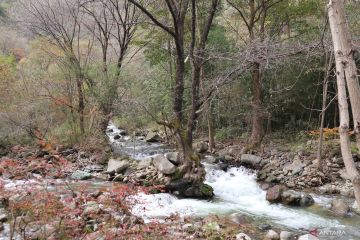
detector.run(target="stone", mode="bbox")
[113,174,124,182]
[280,231,294,240]
[0,197,8,208]
[266,185,285,203]
[145,131,161,142]
[241,154,262,168]
[83,201,101,215]
[352,201,360,215]
[166,179,192,192]
[194,142,208,153]
[71,170,92,180]
[106,159,130,174]
[204,155,217,164]
[165,152,179,165]
[183,183,214,199]
[300,194,315,207]
[258,223,272,231]
[283,159,305,176]
[229,213,248,225]
[0,213,7,223]
[330,198,349,217]
[152,155,176,175]
[137,157,153,169]
[260,183,271,190]
[119,130,127,136]
[281,190,301,206]
[114,135,121,140]
[339,169,351,181]
[265,230,280,240]
[298,234,319,240]
[236,233,252,240]
[84,164,104,172]
[0,222,4,231]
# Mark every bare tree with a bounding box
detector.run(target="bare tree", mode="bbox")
[328,0,360,207]
[80,0,139,131]
[17,0,89,134]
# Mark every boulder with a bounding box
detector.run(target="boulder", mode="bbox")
[330,198,349,217]
[280,231,294,240]
[236,233,252,240]
[152,155,176,174]
[265,230,280,240]
[71,170,92,180]
[166,179,192,192]
[183,183,214,199]
[137,158,153,169]
[352,201,360,215]
[281,190,301,206]
[241,154,262,168]
[165,152,179,165]
[300,194,315,207]
[119,130,127,136]
[204,155,218,164]
[145,131,161,142]
[266,185,285,203]
[194,142,208,153]
[284,158,305,175]
[106,159,130,174]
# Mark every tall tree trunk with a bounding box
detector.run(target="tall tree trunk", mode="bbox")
[76,77,85,135]
[318,51,333,170]
[199,65,215,152]
[250,62,264,145]
[328,0,360,207]
[328,0,360,153]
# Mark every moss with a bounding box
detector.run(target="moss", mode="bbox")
[171,168,183,180]
[200,183,214,197]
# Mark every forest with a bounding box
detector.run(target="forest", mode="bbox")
[0,0,360,239]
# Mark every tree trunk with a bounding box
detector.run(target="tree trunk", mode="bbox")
[318,51,333,170]
[328,0,360,153]
[328,0,360,207]
[76,77,85,135]
[250,62,264,145]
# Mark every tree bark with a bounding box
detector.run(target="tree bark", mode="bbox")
[328,0,360,207]
[328,0,360,153]
[250,62,264,145]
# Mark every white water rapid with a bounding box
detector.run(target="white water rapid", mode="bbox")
[107,123,360,239]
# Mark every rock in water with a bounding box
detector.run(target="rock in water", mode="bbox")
[236,233,252,240]
[183,183,214,199]
[145,131,161,142]
[300,194,314,207]
[241,154,262,168]
[106,159,130,174]
[266,185,285,203]
[281,190,301,205]
[71,170,92,180]
[152,155,176,174]
[280,231,294,240]
[330,198,349,217]
[265,230,279,240]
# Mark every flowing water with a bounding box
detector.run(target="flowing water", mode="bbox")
[108,123,360,239]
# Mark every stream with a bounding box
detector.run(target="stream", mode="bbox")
[107,123,360,239]
[1,124,360,239]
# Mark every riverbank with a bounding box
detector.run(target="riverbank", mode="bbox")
[1,125,360,239]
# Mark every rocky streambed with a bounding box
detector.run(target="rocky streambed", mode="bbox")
[0,123,360,239]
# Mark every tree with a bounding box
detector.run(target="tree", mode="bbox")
[17,0,88,134]
[328,0,360,207]
[226,0,284,147]
[129,0,220,185]
[80,0,139,132]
